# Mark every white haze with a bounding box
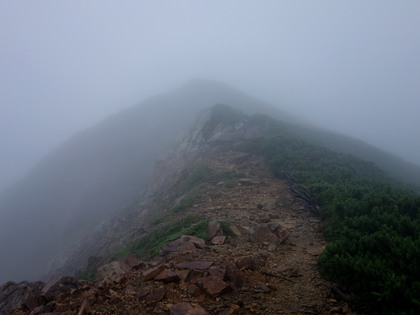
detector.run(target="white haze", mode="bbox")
[0,0,419,193]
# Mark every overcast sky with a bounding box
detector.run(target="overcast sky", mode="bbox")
[1,1,419,192]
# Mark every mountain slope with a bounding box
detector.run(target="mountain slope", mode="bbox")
[1,79,419,285]
[0,80,293,283]
[0,104,418,314]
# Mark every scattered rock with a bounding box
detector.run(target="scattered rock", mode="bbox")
[155,269,181,283]
[211,235,226,245]
[228,225,242,237]
[0,281,44,314]
[176,260,213,270]
[143,286,166,303]
[42,276,80,300]
[144,265,166,281]
[170,302,208,315]
[200,275,232,296]
[236,256,262,271]
[96,261,131,284]
[251,226,278,244]
[207,221,222,240]
[121,253,143,269]
[163,235,206,255]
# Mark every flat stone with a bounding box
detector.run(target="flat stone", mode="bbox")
[180,235,206,249]
[143,286,166,303]
[207,221,221,240]
[177,269,190,282]
[170,302,208,315]
[306,246,324,256]
[251,226,278,244]
[176,260,213,270]
[155,269,181,283]
[201,275,232,296]
[211,235,226,245]
[162,235,205,254]
[121,253,143,269]
[228,225,242,237]
[143,265,165,281]
[236,256,261,271]
[178,241,197,255]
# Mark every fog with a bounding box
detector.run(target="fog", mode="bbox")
[1,0,420,193]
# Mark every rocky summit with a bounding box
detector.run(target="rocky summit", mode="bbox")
[0,105,356,314]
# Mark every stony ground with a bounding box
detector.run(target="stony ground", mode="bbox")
[3,152,355,315]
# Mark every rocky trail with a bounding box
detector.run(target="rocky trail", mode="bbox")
[1,152,353,315]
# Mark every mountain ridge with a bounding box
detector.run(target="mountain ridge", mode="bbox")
[0,80,419,284]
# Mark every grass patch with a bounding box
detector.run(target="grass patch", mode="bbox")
[220,221,236,238]
[179,164,213,195]
[174,194,198,213]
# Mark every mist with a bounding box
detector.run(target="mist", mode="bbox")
[1,0,420,193]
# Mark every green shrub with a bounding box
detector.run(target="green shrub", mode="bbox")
[241,114,420,314]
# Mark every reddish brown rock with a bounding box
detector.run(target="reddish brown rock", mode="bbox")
[236,256,261,271]
[211,235,226,245]
[170,302,208,315]
[182,235,206,249]
[251,226,278,244]
[177,269,190,282]
[208,265,226,279]
[155,269,181,283]
[121,253,143,269]
[42,276,80,300]
[0,281,44,314]
[96,261,131,284]
[223,261,246,288]
[143,286,166,303]
[276,229,291,244]
[135,286,152,299]
[207,221,221,240]
[176,260,213,270]
[178,241,197,255]
[200,275,232,296]
[162,235,206,254]
[143,265,165,281]
[228,225,242,237]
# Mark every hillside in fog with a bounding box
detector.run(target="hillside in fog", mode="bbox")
[0,80,419,285]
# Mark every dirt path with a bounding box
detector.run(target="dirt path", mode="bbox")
[181,153,334,314]
[45,152,349,315]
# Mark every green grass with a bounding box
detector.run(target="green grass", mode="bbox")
[174,194,198,213]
